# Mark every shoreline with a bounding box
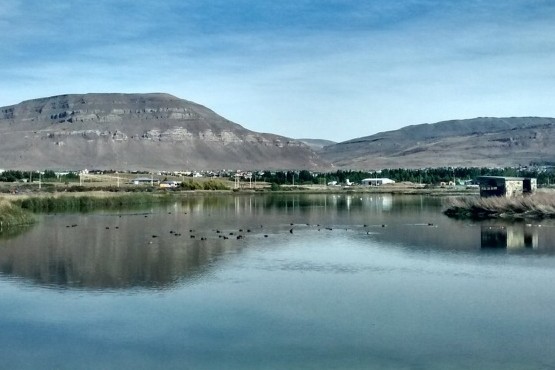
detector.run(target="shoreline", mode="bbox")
[0,186,478,230]
[443,191,555,219]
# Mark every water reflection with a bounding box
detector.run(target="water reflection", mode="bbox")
[481,224,538,250]
[0,212,248,290]
[1,194,555,290]
[0,224,34,241]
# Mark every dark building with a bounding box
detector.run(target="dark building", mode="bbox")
[477,176,537,198]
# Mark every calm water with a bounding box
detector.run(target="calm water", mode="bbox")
[1,194,555,369]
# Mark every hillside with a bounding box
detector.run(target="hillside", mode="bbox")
[0,93,326,171]
[321,117,555,169]
[297,138,336,152]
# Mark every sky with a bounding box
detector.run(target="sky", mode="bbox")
[1,0,555,142]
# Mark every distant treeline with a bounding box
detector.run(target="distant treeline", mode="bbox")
[257,167,555,186]
[3,167,555,187]
[0,170,78,182]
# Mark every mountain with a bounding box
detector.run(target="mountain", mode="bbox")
[321,117,555,169]
[0,93,327,171]
[297,138,336,152]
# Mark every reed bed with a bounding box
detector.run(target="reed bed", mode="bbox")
[14,192,176,213]
[444,192,555,219]
[180,179,230,190]
[0,198,35,227]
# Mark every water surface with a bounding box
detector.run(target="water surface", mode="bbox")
[1,194,554,369]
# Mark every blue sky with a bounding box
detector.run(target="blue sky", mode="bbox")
[1,0,555,141]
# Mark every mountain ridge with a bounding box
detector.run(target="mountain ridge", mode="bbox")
[2,94,554,171]
[0,93,327,171]
[321,117,555,169]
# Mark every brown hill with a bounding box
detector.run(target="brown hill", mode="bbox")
[321,117,555,169]
[0,93,327,171]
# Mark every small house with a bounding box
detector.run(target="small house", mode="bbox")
[477,176,536,198]
[160,180,179,188]
[361,178,395,186]
[132,177,160,185]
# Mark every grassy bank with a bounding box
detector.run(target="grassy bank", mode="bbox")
[444,192,555,219]
[13,192,177,213]
[0,198,35,228]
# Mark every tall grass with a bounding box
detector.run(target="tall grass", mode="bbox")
[0,198,35,227]
[444,192,555,219]
[180,179,230,191]
[15,193,176,213]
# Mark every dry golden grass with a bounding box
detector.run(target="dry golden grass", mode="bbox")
[0,197,35,226]
[444,190,555,218]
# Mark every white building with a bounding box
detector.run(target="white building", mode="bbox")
[361,178,395,186]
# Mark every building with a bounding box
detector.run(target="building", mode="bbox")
[160,180,179,188]
[361,178,395,186]
[477,176,536,198]
[132,177,160,185]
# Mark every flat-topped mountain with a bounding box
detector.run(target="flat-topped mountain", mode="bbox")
[321,117,555,169]
[0,93,326,170]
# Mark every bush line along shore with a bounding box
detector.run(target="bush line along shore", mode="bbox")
[444,192,555,219]
[3,186,554,231]
[0,192,180,229]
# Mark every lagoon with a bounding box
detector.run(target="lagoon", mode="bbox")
[1,194,555,369]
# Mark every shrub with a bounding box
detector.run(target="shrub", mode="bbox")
[0,199,35,227]
[444,192,555,219]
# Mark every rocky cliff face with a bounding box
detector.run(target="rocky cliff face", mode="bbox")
[0,93,326,170]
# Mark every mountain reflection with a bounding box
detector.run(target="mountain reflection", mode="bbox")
[0,210,249,290]
[0,194,426,290]
[2,194,555,290]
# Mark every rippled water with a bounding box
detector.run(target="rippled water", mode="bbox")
[1,194,555,369]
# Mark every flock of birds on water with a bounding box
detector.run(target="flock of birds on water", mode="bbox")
[63,210,437,244]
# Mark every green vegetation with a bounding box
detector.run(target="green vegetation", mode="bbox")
[179,179,229,191]
[257,167,555,186]
[15,193,176,213]
[0,199,35,227]
[3,167,555,192]
[444,192,555,219]
[0,170,78,183]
